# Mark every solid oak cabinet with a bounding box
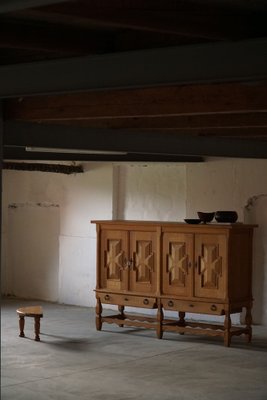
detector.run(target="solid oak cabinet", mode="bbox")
[92,220,256,346]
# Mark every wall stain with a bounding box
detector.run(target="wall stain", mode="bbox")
[244,194,267,211]
[8,202,59,209]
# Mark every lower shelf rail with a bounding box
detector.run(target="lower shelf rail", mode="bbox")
[95,298,252,347]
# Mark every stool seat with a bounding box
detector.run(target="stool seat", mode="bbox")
[17,306,43,318]
[16,306,43,341]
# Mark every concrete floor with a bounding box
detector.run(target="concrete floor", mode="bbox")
[1,298,267,400]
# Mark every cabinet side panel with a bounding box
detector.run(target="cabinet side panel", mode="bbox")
[95,224,101,290]
[228,231,253,302]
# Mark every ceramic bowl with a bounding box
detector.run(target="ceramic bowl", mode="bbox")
[197,212,215,223]
[215,211,238,223]
[184,218,201,224]
[197,211,215,224]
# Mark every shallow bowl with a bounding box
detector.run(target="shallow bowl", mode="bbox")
[184,218,201,225]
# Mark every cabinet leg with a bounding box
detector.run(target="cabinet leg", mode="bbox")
[178,311,186,334]
[19,316,25,338]
[157,301,163,339]
[96,298,102,331]
[245,305,252,343]
[118,305,125,327]
[224,312,232,347]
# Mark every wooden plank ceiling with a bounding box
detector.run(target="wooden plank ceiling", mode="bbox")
[1,0,267,162]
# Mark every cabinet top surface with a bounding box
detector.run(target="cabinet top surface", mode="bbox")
[91,220,257,229]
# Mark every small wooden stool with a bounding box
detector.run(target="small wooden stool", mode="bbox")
[16,306,43,341]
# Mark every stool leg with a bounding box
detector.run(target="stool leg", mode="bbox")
[19,316,25,337]
[34,317,41,341]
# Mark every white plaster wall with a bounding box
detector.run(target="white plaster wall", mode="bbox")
[244,196,267,325]
[112,159,267,325]
[1,164,113,306]
[7,204,60,301]
[111,164,187,317]
[186,158,267,221]
[186,158,267,325]
[116,164,186,221]
[58,236,96,307]
[2,158,267,326]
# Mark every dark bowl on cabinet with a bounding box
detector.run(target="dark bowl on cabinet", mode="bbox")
[184,218,201,224]
[197,212,215,223]
[215,211,238,223]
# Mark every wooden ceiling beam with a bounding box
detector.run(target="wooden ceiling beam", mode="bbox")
[14,1,267,41]
[48,113,267,131]
[0,0,67,14]
[0,18,198,56]
[5,83,267,121]
[0,19,107,54]
[170,127,267,138]
[11,8,224,41]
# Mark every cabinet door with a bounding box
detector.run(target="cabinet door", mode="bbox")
[194,234,227,299]
[100,229,128,291]
[129,231,157,294]
[162,233,193,297]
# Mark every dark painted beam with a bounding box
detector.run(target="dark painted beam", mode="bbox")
[3,146,203,163]
[21,1,264,41]
[0,102,3,165]
[1,39,267,98]
[3,121,267,159]
[0,18,106,55]
[0,102,3,273]
[0,0,67,13]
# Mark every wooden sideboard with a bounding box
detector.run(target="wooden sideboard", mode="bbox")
[92,220,256,346]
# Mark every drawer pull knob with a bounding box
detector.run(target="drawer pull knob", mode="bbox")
[124,298,128,301]
[143,299,149,305]
[104,295,110,301]
[168,300,174,307]
[189,304,194,308]
[211,305,217,311]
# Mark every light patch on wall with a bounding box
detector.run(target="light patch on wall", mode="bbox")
[116,164,186,221]
[7,202,60,301]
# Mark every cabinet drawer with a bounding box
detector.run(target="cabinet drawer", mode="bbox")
[97,292,157,309]
[161,298,225,315]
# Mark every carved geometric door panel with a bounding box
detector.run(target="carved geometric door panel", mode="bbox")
[162,233,193,297]
[129,231,157,294]
[194,234,227,299]
[100,230,128,291]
